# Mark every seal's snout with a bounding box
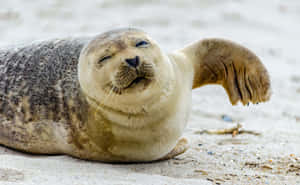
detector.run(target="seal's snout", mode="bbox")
[125,56,140,68]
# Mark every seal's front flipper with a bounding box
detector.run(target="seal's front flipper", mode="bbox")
[180,39,271,105]
[157,138,189,161]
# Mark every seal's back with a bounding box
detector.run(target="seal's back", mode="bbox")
[0,38,89,153]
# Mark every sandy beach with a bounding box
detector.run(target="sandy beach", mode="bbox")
[0,0,300,184]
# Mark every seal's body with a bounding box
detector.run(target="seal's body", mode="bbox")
[0,28,270,162]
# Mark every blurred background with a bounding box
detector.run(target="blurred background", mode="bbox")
[0,0,299,111]
[0,0,299,51]
[1,0,300,184]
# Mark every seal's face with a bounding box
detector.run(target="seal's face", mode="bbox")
[78,28,174,114]
[88,31,158,94]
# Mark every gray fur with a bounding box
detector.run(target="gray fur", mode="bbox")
[0,38,91,143]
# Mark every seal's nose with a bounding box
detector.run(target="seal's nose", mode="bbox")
[125,56,139,68]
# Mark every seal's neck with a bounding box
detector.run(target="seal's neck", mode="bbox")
[84,78,177,129]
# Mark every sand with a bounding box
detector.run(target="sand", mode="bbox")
[0,0,300,184]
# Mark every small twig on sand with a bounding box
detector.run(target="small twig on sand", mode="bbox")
[194,123,261,137]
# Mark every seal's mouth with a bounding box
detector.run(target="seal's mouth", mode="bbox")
[110,75,152,94]
[125,77,145,88]
[110,62,155,94]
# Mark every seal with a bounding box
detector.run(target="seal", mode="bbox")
[0,28,270,162]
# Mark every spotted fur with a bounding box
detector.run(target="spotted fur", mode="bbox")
[0,38,90,153]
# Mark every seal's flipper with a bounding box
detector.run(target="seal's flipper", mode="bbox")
[157,138,189,161]
[180,39,271,105]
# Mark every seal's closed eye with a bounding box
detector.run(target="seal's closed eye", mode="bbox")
[135,40,149,48]
[99,55,112,63]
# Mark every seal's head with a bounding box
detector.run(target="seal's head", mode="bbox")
[78,28,174,115]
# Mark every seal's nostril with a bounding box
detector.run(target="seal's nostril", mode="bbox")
[125,56,139,68]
